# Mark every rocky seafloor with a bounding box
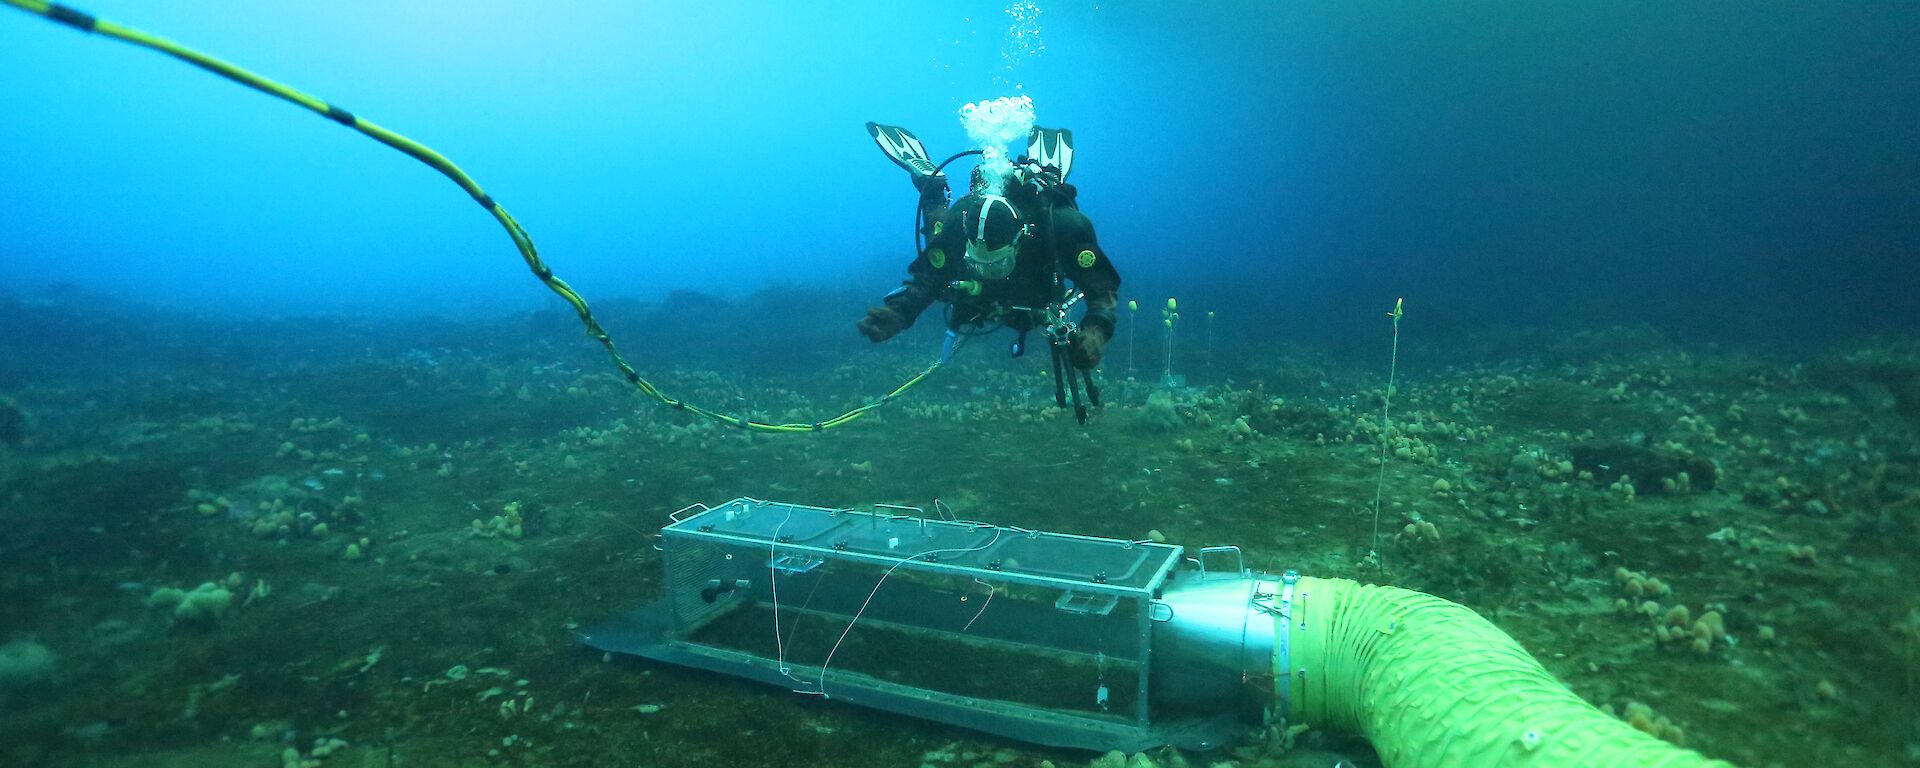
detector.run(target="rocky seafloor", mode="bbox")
[1,293,1916,767]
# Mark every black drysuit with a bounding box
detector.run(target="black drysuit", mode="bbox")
[878,179,1121,345]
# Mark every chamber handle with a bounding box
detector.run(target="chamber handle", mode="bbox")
[1196,546,1245,579]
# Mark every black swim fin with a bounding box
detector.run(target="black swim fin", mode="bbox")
[1026,126,1075,182]
[866,122,940,178]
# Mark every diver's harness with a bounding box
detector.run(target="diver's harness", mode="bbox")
[934,158,1102,424]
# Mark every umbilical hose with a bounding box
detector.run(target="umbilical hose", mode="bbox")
[1280,576,1737,767]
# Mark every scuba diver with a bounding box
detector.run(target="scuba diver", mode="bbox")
[856,122,1120,422]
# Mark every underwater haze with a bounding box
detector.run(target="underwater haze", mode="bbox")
[5,1,1917,343]
[4,2,1920,768]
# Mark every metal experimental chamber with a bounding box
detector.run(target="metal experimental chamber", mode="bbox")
[582,498,1284,752]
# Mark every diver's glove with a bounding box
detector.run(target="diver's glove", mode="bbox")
[857,306,908,343]
[1068,326,1108,370]
[913,171,950,204]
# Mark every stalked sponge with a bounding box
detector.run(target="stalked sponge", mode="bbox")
[148,582,234,625]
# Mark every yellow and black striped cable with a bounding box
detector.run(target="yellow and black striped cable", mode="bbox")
[3,0,955,433]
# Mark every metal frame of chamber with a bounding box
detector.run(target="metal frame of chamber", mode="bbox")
[580,498,1245,751]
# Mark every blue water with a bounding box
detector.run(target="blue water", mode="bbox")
[4,5,1920,766]
[3,1,1916,339]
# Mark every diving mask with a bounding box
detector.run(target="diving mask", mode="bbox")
[964,238,1019,280]
[961,193,1024,281]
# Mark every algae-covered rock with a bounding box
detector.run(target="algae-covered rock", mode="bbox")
[1817,349,1920,419]
[1131,391,1182,433]
[1091,750,1128,768]
[149,583,233,625]
[1570,442,1716,493]
[1247,400,1342,439]
[0,640,54,688]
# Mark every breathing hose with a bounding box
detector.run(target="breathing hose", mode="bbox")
[915,149,985,254]
[3,0,952,434]
[1279,576,1738,768]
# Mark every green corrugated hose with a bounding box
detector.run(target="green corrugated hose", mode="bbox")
[1280,577,1739,767]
